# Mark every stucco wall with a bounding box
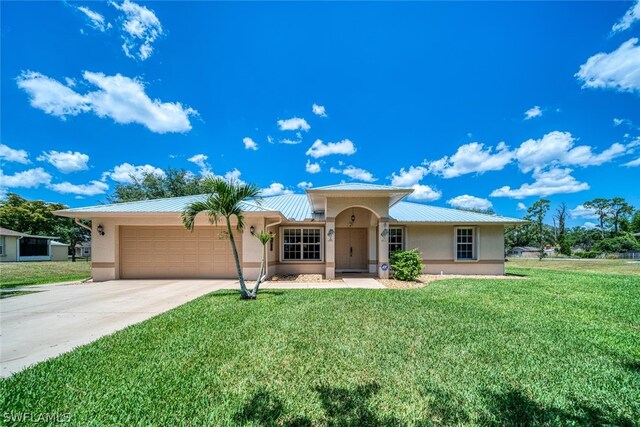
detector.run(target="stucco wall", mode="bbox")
[405,224,505,275]
[326,197,389,219]
[0,236,18,262]
[51,245,69,261]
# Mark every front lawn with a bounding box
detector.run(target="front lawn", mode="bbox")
[1,268,638,425]
[0,261,91,288]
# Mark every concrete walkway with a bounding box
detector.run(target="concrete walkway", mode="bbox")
[0,279,234,378]
[257,277,384,289]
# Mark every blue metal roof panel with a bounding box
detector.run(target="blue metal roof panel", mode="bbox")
[390,201,525,223]
[310,183,409,191]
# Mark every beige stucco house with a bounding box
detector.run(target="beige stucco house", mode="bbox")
[0,227,69,262]
[55,184,525,282]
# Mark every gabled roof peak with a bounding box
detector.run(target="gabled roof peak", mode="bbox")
[308,183,410,191]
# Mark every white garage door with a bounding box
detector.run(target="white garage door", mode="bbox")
[119,226,241,279]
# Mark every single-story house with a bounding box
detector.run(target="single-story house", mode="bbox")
[54,183,526,281]
[71,241,92,258]
[508,246,541,258]
[0,227,69,262]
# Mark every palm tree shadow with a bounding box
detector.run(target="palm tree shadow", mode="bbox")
[233,382,405,426]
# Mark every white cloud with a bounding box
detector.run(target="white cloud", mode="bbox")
[223,168,244,184]
[490,168,590,199]
[306,139,356,158]
[305,160,321,174]
[447,195,493,211]
[622,156,640,167]
[267,135,274,144]
[17,71,197,133]
[37,150,89,173]
[243,137,258,151]
[515,131,627,173]
[16,71,91,117]
[0,168,51,188]
[329,167,341,174]
[341,166,377,182]
[517,202,527,211]
[612,0,640,33]
[260,182,293,197]
[297,181,313,189]
[576,38,640,94]
[570,204,599,219]
[613,117,629,126]
[77,6,111,32]
[582,221,598,230]
[277,117,310,132]
[49,180,109,196]
[187,154,211,176]
[0,144,29,164]
[110,0,163,61]
[279,137,302,145]
[426,141,514,178]
[102,162,165,183]
[524,105,542,120]
[390,166,428,187]
[312,103,327,117]
[408,184,441,202]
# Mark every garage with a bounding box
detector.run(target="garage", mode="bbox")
[119,226,241,279]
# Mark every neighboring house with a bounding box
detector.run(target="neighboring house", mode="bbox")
[508,246,539,258]
[55,183,526,281]
[0,227,69,262]
[71,241,92,258]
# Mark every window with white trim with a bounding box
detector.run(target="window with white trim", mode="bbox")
[388,227,404,254]
[456,227,476,260]
[282,228,322,261]
[0,236,5,255]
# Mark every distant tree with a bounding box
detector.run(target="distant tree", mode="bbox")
[583,198,612,239]
[632,211,640,234]
[609,197,634,235]
[554,202,571,256]
[594,233,640,253]
[525,198,551,260]
[181,178,263,300]
[109,168,209,203]
[458,207,496,215]
[0,193,89,260]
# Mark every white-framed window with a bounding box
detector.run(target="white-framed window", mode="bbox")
[281,227,323,261]
[455,227,477,261]
[389,227,404,254]
[0,236,5,255]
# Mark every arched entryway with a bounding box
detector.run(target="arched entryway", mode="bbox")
[334,206,378,273]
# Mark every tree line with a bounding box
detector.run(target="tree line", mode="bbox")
[506,197,640,259]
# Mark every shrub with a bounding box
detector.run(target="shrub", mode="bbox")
[390,249,422,281]
[575,251,600,259]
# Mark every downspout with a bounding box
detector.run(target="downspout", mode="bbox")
[74,218,92,232]
[265,218,283,277]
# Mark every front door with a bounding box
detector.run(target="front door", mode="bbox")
[335,228,367,271]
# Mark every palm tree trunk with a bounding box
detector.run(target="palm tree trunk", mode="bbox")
[226,218,250,299]
[249,245,267,297]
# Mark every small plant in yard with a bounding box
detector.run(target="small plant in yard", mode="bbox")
[390,249,422,281]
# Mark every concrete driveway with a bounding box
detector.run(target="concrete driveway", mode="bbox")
[0,279,235,378]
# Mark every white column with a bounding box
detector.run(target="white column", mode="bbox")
[378,218,389,279]
[325,219,335,279]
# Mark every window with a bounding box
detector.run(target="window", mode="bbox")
[19,237,48,257]
[282,228,322,261]
[0,236,5,255]
[388,227,404,253]
[456,228,475,260]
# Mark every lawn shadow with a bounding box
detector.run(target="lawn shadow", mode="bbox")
[234,382,405,426]
[623,359,640,374]
[484,387,636,426]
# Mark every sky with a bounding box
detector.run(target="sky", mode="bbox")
[1,1,639,227]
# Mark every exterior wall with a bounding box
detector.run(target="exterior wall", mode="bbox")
[51,245,69,261]
[0,236,18,262]
[89,215,249,282]
[326,197,389,219]
[405,224,505,275]
[242,217,266,281]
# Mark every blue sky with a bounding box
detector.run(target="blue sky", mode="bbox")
[1,1,639,227]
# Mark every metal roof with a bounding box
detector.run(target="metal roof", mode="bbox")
[389,201,525,223]
[0,227,59,239]
[310,183,410,191]
[56,193,525,224]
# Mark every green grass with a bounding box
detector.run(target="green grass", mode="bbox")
[507,257,640,276]
[0,261,91,288]
[1,268,639,425]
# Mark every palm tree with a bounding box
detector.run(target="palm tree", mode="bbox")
[181,177,261,299]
